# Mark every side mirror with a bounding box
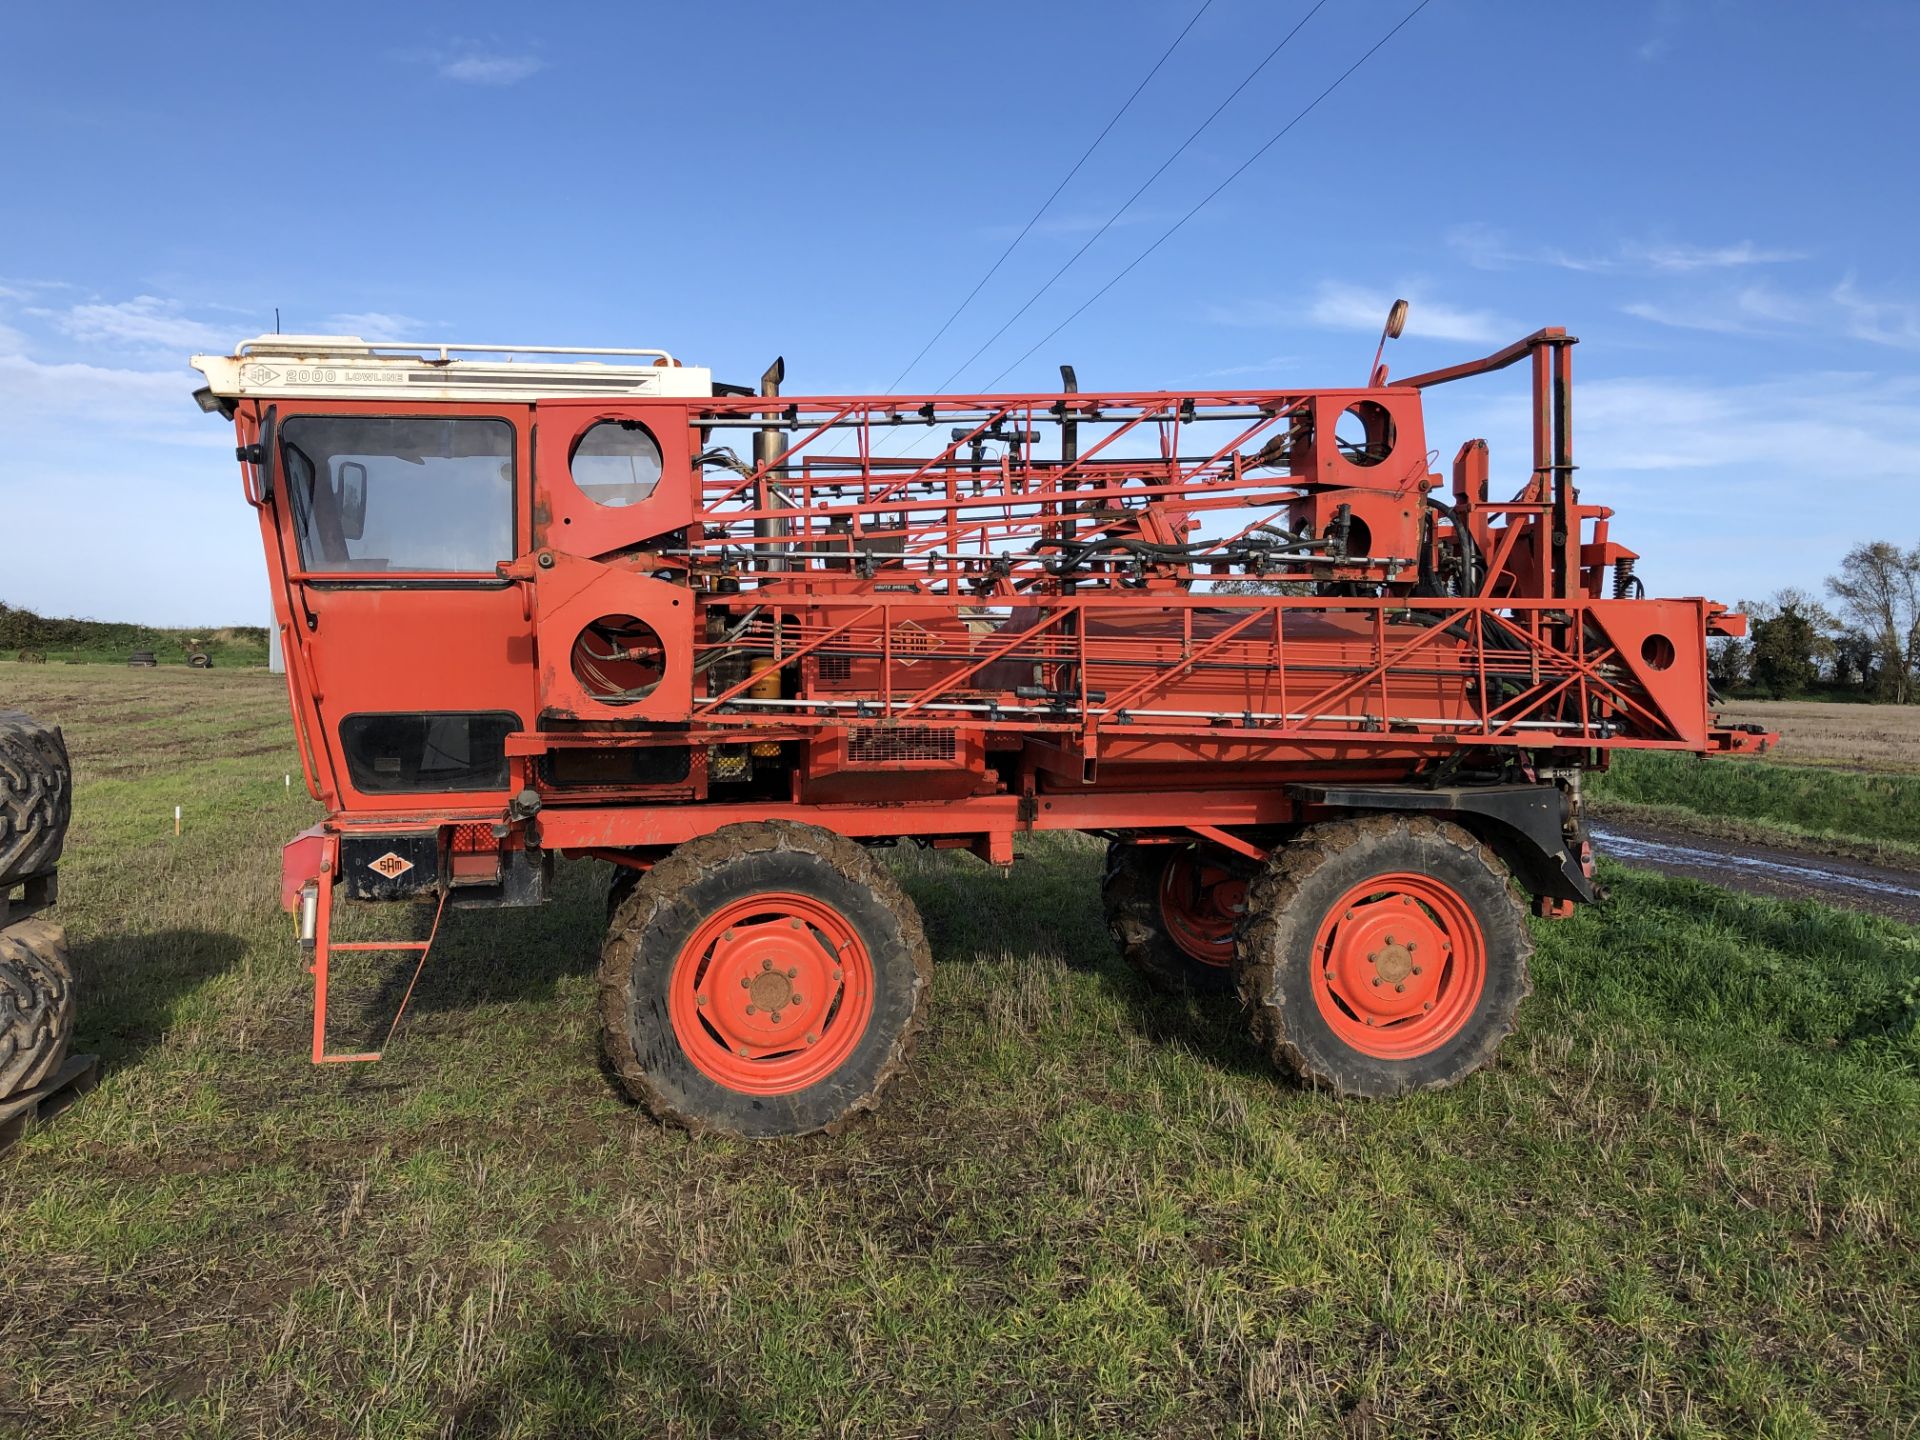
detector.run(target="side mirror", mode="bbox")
[336,460,368,540]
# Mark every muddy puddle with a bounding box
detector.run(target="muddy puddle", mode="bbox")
[1590,822,1920,924]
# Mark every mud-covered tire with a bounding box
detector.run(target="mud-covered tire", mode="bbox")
[0,711,71,886]
[1103,841,1243,993]
[606,863,643,921]
[1236,815,1531,1097]
[0,920,75,1099]
[598,822,931,1137]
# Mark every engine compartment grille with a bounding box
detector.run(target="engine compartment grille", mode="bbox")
[846,726,958,764]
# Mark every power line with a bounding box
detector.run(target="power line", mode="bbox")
[935,0,1332,393]
[881,0,1218,394]
[982,0,1438,391]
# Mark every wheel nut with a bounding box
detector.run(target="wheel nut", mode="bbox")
[1422,1001,1432,1012]
[805,1033,818,1046]
[1371,977,1381,987]
[1384,934,1394,945]
[1394,983,1406,993]
[762,958,773,971]
[790,994,803,1006]
[737,1046,750,1057]
[790,919,802,930]
[746,1004,757,1015]
[695,993,707,1007]
[724,929,736,941]
[832,968,842,982]
[1345,909,1355,919]
[1412,965,1423,976]
[740,977,750,988]
[787,967,799,978]
[770,1010,783,1023]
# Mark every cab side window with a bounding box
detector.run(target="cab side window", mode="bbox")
[280,416,513,574]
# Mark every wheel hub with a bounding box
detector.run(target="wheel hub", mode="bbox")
[669,893,874,1094]
[1310,873,1486,1059]
[1157,852,1246,968]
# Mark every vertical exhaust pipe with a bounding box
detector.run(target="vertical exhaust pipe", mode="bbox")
[754,356,788,571]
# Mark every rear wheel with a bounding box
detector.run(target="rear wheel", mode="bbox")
[598,822,931,1137]
[0,919,74,1098]
[0,711,71,886]
[1103,841,1249,992]
[1236,816,1531,1096]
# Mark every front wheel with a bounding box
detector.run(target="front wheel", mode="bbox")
[598,822,930,1137]
[1236,815,1531,1096]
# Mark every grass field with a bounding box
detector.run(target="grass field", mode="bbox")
[2,669,1918,1437]
[1584,701,1920,864]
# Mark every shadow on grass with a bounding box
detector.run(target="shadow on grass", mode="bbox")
[66,927,249,1072]
[893,840,1273,1083]
[450,1314,764,1438]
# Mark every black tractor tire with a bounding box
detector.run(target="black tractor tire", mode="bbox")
[1236,815,1532,1097]
[0,919,75,1099]
[0,710,71,886]
[599,821,931,1137]
[1102,841,1245,993]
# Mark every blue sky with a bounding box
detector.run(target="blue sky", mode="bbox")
[2,1,1917,624]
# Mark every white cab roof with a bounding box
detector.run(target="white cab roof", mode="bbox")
[191,336,714,403]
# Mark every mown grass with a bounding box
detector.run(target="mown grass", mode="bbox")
[1589,749,1920,861]
[1,669,1918,1437]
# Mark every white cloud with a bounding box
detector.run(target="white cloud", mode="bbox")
[1622,278,1920,350]
[1447,223,1804,276]
[1303,282,1509,345]
[438,51,543,85]
[325,310,428,337]
[0,353,224,450]
[38,295,232,354]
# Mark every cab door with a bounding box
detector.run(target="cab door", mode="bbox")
[270,402,537,815]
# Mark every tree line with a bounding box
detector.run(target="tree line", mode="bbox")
[1711,542,1920,702]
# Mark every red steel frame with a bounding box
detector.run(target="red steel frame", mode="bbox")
[222,327,1760,1061]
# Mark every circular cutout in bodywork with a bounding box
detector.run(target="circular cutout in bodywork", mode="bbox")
[1640,633,1676,672]
[573,614,666,703]
[1335,401,1396,467]
[572,421,662,508]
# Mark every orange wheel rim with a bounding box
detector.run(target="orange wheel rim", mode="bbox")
[668,891,875,1095]
[1156,851,1246,969]
[1309,872,1486,1059]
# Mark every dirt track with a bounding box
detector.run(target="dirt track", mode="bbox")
[1591,821,1920,924]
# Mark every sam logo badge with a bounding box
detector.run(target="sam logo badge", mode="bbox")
[369,852,415,881]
